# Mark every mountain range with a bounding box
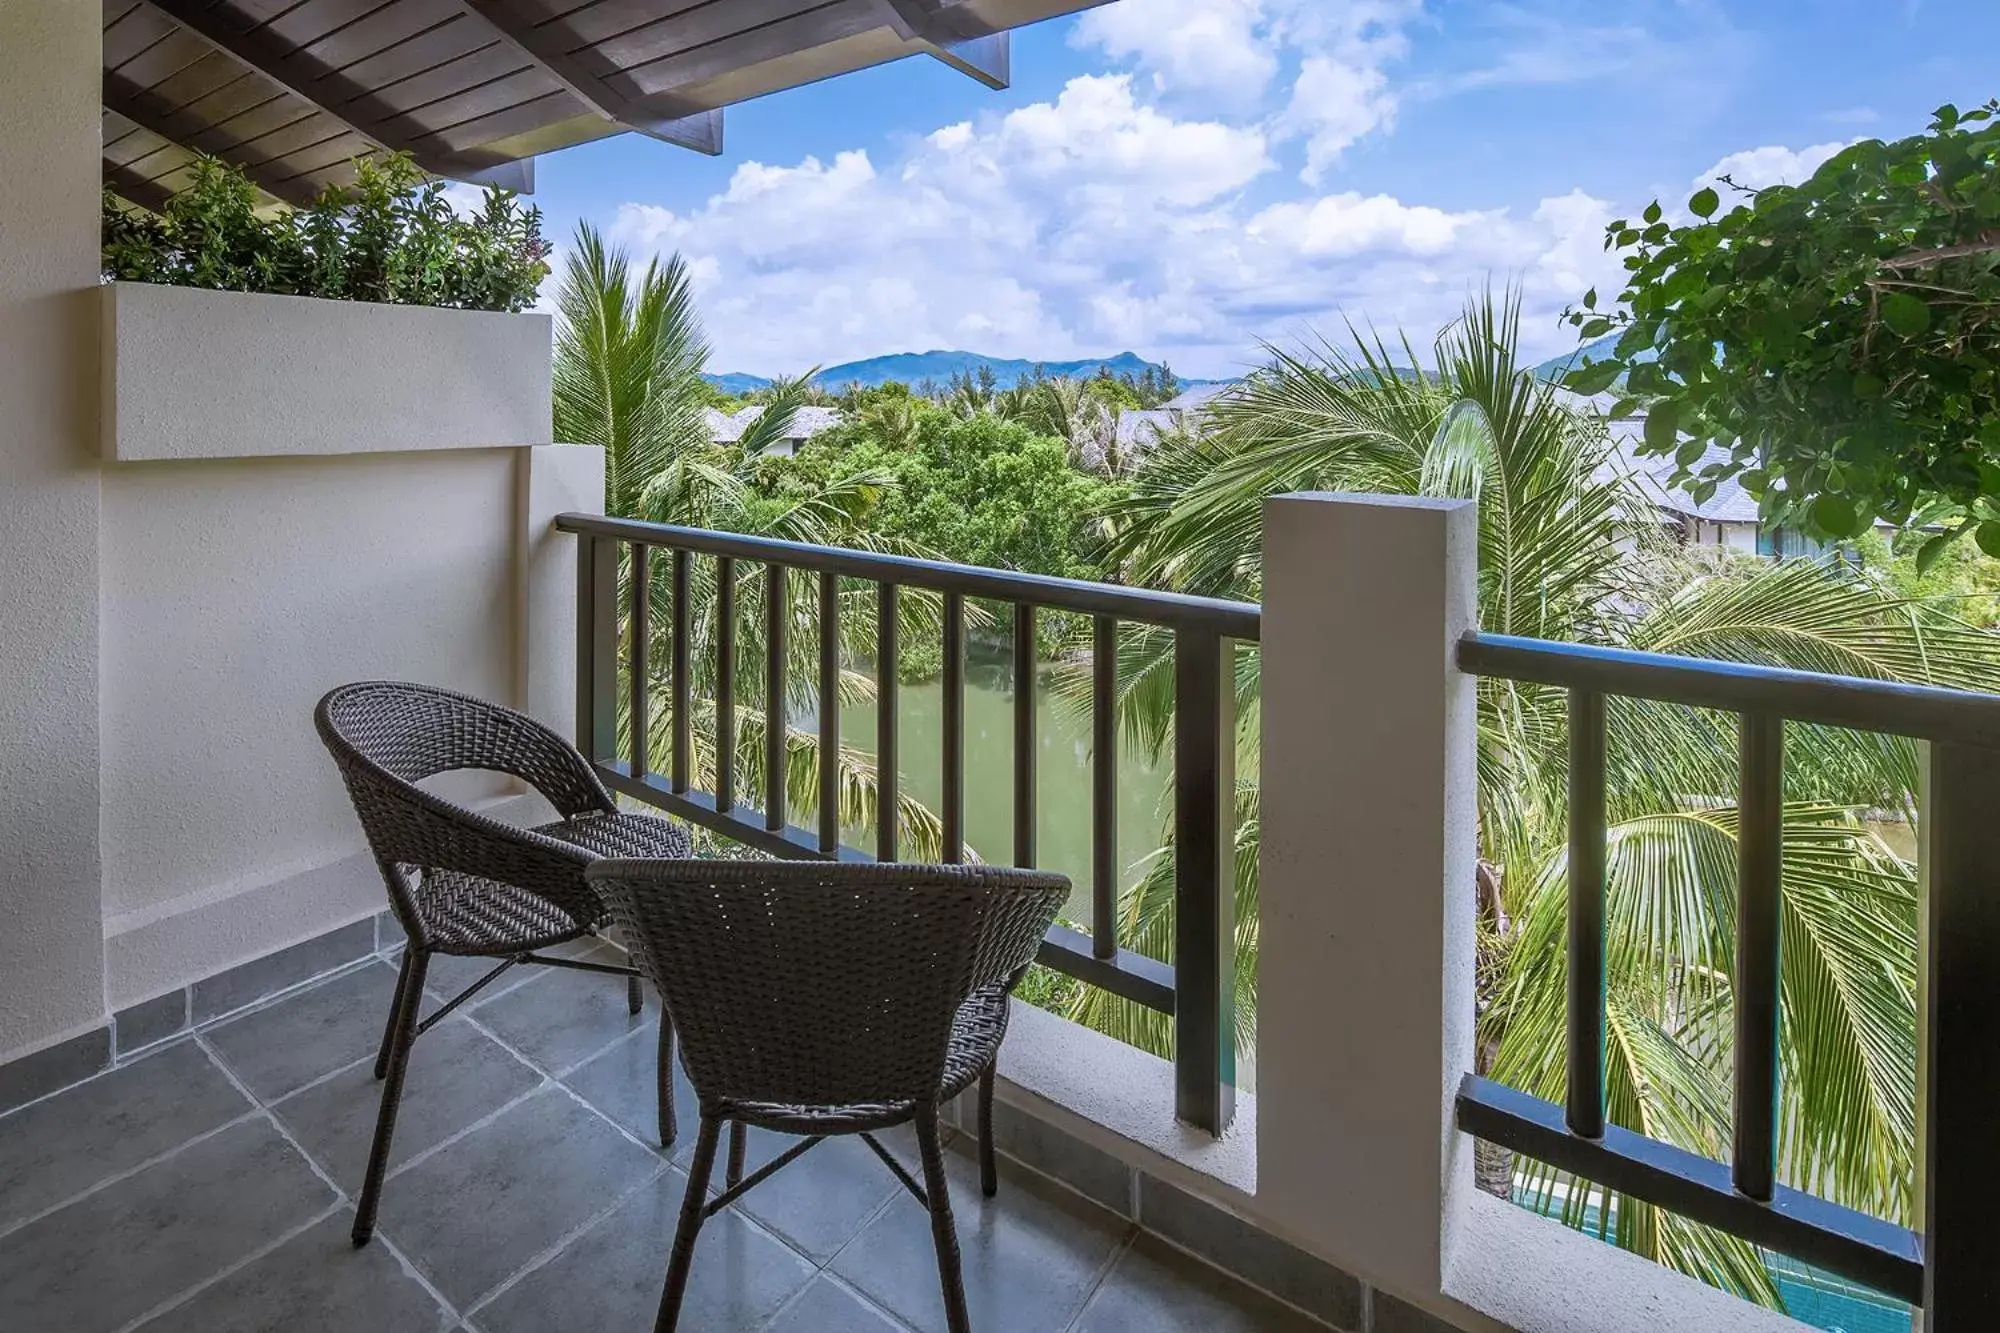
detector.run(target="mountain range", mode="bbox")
[706,350,1208,395]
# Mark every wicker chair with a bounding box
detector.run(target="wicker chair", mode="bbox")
[587,858,1069,1333]
[315,681,692,1247]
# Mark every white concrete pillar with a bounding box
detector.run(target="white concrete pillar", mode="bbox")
[518,444,606,739]
[1254,493,1480,1307]
[0,4,106,1060]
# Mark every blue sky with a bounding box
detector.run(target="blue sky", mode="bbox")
[520,0,2000,379]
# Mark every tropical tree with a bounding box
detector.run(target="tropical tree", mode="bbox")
[553,223,943,856]
[1084,292,2000,1311]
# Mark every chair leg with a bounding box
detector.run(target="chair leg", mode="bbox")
[726,1119,747,1188]
[354,948,429,1247]
[916,1104,973,1333]
[374,947,416,1081]
[654,1113,723,1333]
[978,1063,999,1198]
[628,971,643,1016]
[656,1010,677,1148]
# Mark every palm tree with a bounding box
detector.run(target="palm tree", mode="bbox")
[1084,292,2000,1309]
[553,223,943,857]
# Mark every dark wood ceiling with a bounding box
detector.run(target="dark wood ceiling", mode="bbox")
[102,0,1106,210]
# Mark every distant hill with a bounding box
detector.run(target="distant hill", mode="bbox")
[705,349,1213,395]
[1532,331,1660,384]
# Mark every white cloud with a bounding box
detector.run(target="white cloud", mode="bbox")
[1279,56,1398,183]
[600,74,1626,378]
[1697,140,1852,193]
[1071,0,1277,102]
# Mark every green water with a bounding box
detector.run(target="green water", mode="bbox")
[836,640,1174,925]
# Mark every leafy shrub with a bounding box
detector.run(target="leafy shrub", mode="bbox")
[102,154,550,312]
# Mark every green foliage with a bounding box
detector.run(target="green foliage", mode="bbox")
[1565,99,2000,554]
[750,403,1125,582]
[1854,529,2000,626]
[1106,291,2000,1310]
[101,154,548,312]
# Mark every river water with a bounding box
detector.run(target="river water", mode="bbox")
[834,640,1174,925]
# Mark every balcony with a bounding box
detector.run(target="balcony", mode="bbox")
[0,930,1335,1333]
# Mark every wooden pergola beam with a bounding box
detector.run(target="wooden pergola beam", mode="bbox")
[104,160,176,215]
[878,0,1011,89]
[103,75,322,208]
[138,0,534,193]
[457,0,723,156]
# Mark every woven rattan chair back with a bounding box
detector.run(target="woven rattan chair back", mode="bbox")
[590,859,1069,1111]
[315,681,618,930]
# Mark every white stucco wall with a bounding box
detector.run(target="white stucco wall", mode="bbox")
[97,451,522,1003]
[0,4,106,1062]
[102,283,553,461]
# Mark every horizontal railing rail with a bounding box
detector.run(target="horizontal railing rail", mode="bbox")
[1457,630,2000,1321]
[560,511,1255,1136]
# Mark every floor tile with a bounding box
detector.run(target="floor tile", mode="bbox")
[421,954,538,1010]
[0,1118,335,1333]
[115,990,191,1056]
[831,1142,1130,1333]
[560,1019,694,1156]
[731,1127,907,1262]
[192,920,376,1023]
[136,1211,450,1333]
[474,1168,815,1333]
[1139,1176,1363,1329]
[273,1016,543,1190]
[203,961,401,1102]
[765,1278,908,1333]
[376,1087,663,1308]
[471,951,654,1075]
[0,1040,251,1232]
[1076,1234,1328,1333]
[0,1025,109,1115]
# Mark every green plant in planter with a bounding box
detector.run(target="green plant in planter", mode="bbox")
[102,153,549,313]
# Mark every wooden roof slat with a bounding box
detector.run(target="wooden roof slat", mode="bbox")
[102,0,1110,205]
[458,0,721,153]
[624,0,883,93]
[106,159,178,212]
[104,70,325,205]
[588,0,814,71]
[138,0,533,190]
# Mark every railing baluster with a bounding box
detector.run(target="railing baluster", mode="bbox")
[1923,741,2000,1327]
[1014,604,1037,868]
[715,555,737,814]
[941,592,965,864]
[576,535,617,763]
[671,548,691,794]
[1733,711,1783,1202]
[818,571,841,854]
[765,562,788,833]
[1174,628,1236,1136]
[629,545,651,778]
[877,583,899,863]
[1092,615,1118,959]
[1568,687,1607,1140]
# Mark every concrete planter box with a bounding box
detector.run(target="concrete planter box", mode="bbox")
[101,282,552,461]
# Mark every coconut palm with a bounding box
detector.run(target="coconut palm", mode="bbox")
[1082,291,2000,1310]
[553,223,943,857]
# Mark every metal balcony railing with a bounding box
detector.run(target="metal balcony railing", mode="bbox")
[557,512,1260,1136]
[1456,632,2000,1322]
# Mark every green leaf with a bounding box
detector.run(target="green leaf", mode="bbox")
[1564,359,1623,396]
[1580,318,1614,340]
[1881,291,1932,338]
[1811,494,1859,537]
[1643,201,1663,225]
[1915,528,1961,574]
[1689,187,1720,219]
[1978,520,2000,560]
[1643,402,1681,453]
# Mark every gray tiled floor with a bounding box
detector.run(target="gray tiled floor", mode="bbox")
[0,952,1331,1332]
